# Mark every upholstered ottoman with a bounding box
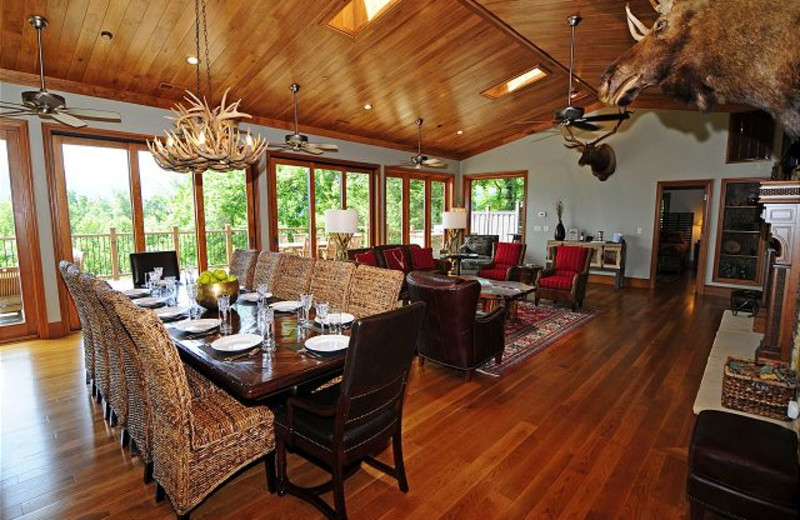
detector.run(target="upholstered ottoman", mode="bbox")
[687,410,800,520]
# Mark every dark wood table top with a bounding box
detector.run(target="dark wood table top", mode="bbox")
[457,275,536,301]
[166,297,346,403]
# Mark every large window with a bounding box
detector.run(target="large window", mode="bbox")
[48,130,258,285]
[269,156,377,257]
[464,171,527,241]
[384,170,452,250]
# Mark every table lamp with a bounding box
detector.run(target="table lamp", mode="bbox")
[324,209,358,260]
[442,209,467,254]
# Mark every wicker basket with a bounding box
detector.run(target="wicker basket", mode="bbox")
[722,356,798,421]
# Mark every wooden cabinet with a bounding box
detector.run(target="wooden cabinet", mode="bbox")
[712,178,767,286]
[546,240,626,290]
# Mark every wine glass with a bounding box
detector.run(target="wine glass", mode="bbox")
[256,283,270,306]
[315,301,329,334]
[153,266,164,280]
[258,306,275,354]
[300,293,313,329]
[217,294,231,334]
[329,309,341,335]
[165,276,177,306]
[186,283,199,319]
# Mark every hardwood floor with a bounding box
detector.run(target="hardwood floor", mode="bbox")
[1,280,727,520]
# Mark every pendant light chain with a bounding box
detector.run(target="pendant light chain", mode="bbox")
[194,0,201,97]
[193,0,212,100]
[202,0,212,100]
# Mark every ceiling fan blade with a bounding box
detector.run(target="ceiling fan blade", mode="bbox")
[582,113,631,123]
[51,112,88,128]
[570,121,601,132]
[300,144,325,155]
[514,119,554,125]
[309,143,339,152]
[422,158,447,168]
[0,101,27,109]
[267,143,291,151]
[65,107,122,122]
[0,108,36,117]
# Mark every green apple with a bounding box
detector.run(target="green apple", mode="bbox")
[214,269,228,281]
[198,273,212,285]
[225,275,237,283]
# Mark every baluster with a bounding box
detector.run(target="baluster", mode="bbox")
[224,224,233,267]
[110,227,120,280]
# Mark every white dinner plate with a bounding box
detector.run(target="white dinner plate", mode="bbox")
[305,334,350,353]
[270,300,301,313]
[210,334,262,353]
[239,292,272,303]
[173,319,221,333]
[123,288,150,298]
[155,305,190,320]
[315,312,355,326]
[134,297,165,308]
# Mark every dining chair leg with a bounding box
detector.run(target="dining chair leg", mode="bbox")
[103,401,111,421]
[495,351,503,364]
[143,461,154,484]
[464,370,473,383]
[332,464,348,520]
[109,409,118,427]
[276,436,288,496]
[130,438,139,456]
[94,387,102,403]
[85,370,91,384]
[155,483,165,503]
[265,452,277,494]
[418,356,425,367]
[393,431,409,493]
[120,429,130,449]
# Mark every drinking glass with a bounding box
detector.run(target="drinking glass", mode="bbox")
[145,271,156,294]
[153,266,164,280]
[315,301,329,334]
[186,283,199,319]
[217,294,231,334]
[300,293,313,329]
[329,310,342,335]
[258,306,275,354]
[165,276,177,306]
[256,283,270,306]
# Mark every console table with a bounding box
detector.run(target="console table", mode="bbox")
[546,240,627,290]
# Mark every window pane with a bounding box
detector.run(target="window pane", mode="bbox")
[346,172,371,247]
[430,181,446,253]
[138,151,197,271]
[0,139,23,326]
[203,169,249,268]
[275,164,312,257]
[314,169,343,258]
[409,178,425,247]
[470,176,525,241]
[385,177,403,244]
[62,143,134,279]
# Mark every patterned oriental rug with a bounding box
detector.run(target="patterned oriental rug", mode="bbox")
[477,301,597,377]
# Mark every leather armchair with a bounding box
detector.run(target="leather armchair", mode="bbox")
[407,271,505,382]
[535,246,590,310]
[479,242,527,281]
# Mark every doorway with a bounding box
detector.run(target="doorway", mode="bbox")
[649,180,713,295]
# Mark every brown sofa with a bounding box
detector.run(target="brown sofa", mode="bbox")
[406,271,505,382]
[348,244,449,298]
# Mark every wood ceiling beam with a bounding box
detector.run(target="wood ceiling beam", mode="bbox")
[0,68,460,161]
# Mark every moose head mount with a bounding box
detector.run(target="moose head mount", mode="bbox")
[599,0,800,138]
[562,113,627,181]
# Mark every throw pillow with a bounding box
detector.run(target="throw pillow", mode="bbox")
[383,247,408,271]
[354,250,378,267]
[411,247,436,270]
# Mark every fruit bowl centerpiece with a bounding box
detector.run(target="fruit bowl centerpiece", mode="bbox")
[195,269,239,310]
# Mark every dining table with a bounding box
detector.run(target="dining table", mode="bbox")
[147,288,348,404]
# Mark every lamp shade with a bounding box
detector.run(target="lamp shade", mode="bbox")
[324,209,358,234]
[442,210,467,230]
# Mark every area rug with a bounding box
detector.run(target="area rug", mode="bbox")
[477,301,597,377]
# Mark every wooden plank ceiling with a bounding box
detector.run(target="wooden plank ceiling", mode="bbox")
[0,0,679,159]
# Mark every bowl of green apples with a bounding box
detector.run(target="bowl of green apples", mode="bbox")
[195,268,239,310]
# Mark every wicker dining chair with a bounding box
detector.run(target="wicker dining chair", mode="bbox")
[309,260,357,311]
[115,302,276,520]
[59,261,94,388]
[81,273,128,428]
[252,251,284,291]
[273,254,315,301]
[229,249,259,290]
[346,265,404,319]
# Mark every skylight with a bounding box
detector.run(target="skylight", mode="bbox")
[482,66,548,100]
[327,0,402,37]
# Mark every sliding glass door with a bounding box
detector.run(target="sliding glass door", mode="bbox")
[384,170,452,250]
[269,156,377,257]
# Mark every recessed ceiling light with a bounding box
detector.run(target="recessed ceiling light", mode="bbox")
[363,104,373,110]
[186,56,199,65]
[456,130,464,135]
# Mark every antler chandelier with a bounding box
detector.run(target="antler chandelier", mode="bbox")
[147,0,267,173]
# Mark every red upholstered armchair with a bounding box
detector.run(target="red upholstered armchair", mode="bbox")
[478,242,527,281]
[535,246,591,310]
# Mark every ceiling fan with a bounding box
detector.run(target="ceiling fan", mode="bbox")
[267,83,339,155]
[517,15,629,132]
[0,15,122,128]
[394,118,447,169]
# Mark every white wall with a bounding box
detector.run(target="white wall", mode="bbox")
[460,109,774,285]
[0,81,458,323]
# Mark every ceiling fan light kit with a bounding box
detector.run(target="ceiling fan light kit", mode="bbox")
[392,118,447,170]
[266,83,340,156]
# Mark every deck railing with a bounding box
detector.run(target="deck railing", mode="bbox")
[0,227,247,278]
[470,203,523,241]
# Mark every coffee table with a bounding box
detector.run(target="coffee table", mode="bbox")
[459,275,536,319]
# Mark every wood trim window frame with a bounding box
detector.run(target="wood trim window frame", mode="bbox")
[43,124,259,331]
[383,168,454,247]
[0,118,48,342]
[462,170,528,239]
[267,152,379,255]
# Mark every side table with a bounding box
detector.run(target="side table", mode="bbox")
[509,264,543,285]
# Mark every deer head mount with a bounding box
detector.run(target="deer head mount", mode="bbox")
[562,112,627,181]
